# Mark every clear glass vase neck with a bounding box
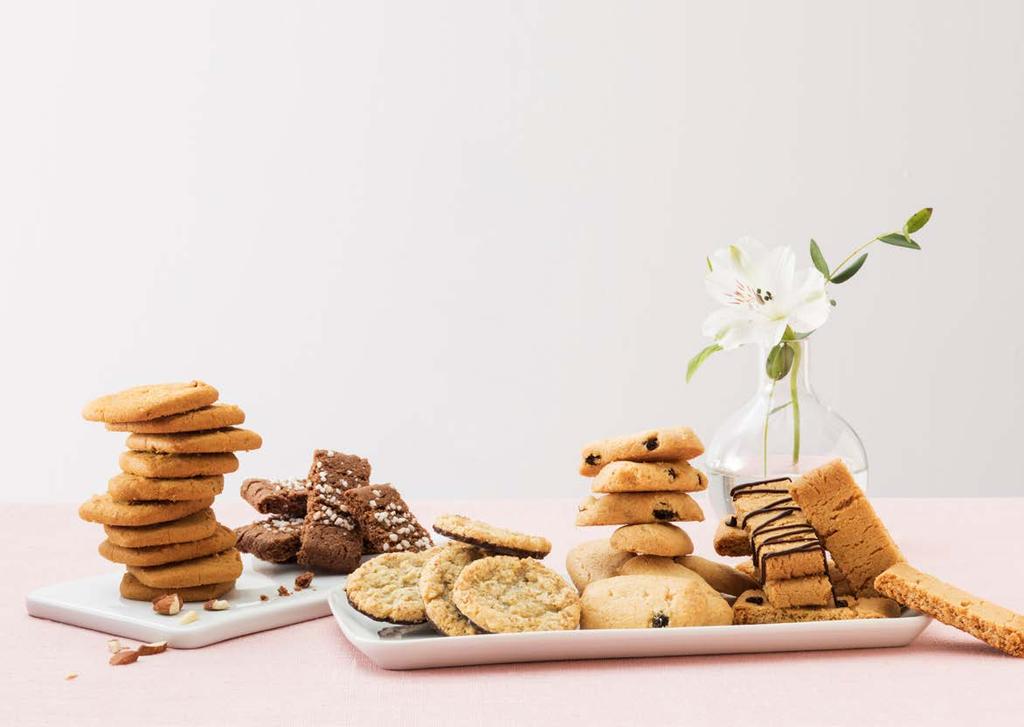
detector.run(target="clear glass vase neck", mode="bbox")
[756,337,815,395]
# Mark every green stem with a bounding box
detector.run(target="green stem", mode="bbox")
[789,343,801,466]
[763,381,776,477]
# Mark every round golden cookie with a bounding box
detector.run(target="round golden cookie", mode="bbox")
[126,427,263,454]
[609,523,693,557]
[345,549,439,624]
[419,543,487,635]
[82,381,219,423]
[575,492,704,526]
[99,524,237,566]
[591,460,707,494]
[580,575,732,629]
[119,572,235,603]
[104,509,218,548]
[675,555,759,597]
[79,493,214,527]
[105,404,245,433]
[618,554,705,581]
[107,473,224,502]
[451,555,581,633]
[432,514,551,559]
[565,539,633,593]
[119,451,239,478]
[127,548,243,588]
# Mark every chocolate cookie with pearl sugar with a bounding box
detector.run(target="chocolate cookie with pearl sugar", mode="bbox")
[342,484,433,554]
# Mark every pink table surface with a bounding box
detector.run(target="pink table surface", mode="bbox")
[5,497,1024,726]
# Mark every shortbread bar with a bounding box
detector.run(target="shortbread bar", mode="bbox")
[732,590,900,625]
[763,575,834,608]
[714,516,752,557]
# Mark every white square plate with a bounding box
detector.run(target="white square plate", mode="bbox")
[330,590,932,670]
[25,555,345,648]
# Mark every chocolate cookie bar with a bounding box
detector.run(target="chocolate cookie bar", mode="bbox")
[307,449,371,493]
[788,460,904,593]
[342,484,433,553]
[235,517,305,563]
[241,477,309,517]
[731,478,828,582]
[732,590,900,625]
[296,463,364,574]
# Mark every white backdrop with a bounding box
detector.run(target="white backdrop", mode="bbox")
[2,1,1022,502]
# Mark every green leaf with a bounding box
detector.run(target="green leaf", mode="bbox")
[904,207,933,235]
[783,328,813,340]
[769,401,793,416]
[765,342,795,381]
[878,233,922,250]
[706,256,713,272]
[809,239,829,278]
[830,253,868,284]
[686,343,721,383]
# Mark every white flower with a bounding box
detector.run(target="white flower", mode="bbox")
[702,237,831,350]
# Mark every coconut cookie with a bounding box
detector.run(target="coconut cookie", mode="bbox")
[241,477,309,517]
[575,492,704,527]
[98,524,236,566]
[451,556,580,633]
[119,572,235,603]
[235,517,305,563]
[419,543,488,635]
[79,493,214,527]
[579,427,704,476]
[343,484,433,553]
[580,575,732,629]
[676,555,759,597]
[432,514,551,559]
[732,590,900,624]
[610,523,694,557]
[105,404,245,433]
[565,539,633,593]
[83,380,219,423]
[126,427,263,454]
[107,473,224,502]
[119,451,239,478]
[591,460,707,494]
[104,509,217,548]
[127,549,243,588]
[345,549,439,624]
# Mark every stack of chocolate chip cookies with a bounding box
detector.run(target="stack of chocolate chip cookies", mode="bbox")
[235,449,433,574]
[575,426,708,559]
[79,381,260,602]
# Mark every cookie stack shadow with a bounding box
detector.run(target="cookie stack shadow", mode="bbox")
[79,381,260,602]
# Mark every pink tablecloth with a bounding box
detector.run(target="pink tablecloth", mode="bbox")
[5,498,1023,726]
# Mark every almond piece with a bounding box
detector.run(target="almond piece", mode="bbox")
[137,641,168,656]
[106,639,122,654]
[178,610,199,625]
[277,585,291,597]
[109,649,139,666]
[294,572,314,590]
[203,599,230,611]
[65,672,78,681]
[152,593,182,616]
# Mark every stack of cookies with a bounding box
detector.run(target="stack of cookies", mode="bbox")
[576,426,708,561]
[79,381,260,602]
[235,449,434,574]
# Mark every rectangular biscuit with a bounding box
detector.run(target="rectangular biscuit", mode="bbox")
[875,563,1024,658]
[240,477,308,517]
[763,575,834,608]
[733,590,900,625]
[788,460,904,592]
[714,517,752,557]
[342,484,433,553]
[731,479,828,582]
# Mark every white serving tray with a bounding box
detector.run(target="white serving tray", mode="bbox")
[330,589,931,670]
[25,555,346,648]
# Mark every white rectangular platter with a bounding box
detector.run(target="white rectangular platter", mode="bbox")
[25,555,344,648]
[330,590,931,670]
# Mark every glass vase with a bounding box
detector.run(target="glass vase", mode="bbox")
[704,337,868,517]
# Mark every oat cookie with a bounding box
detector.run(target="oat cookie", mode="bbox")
[343,484,432,553]
[432,514,551,559]
[579,427,704,476]
[592,460,707,494]
[119,451,239,478]
[675,555,759,597]
[83,381,219,423]
[79,493,214,527]
[127,549,243,588]
[732,590,900,624]
[565,539,633,593]
[235,517,304,563]
[580,575,732,629]
[119,572,235,603]
[419,543,487,635]
[240,477,308,517]
[609,523,694,557]
[308,449,371,492]
[104,509,218,548]
[452,556,580,633]
[575,492,704,527]
[126,427,262,454]
[105,404,245,433]
[345,549,439,624]
[107,473,224,502]
[297,468,363,574]
[99,524,236,566]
